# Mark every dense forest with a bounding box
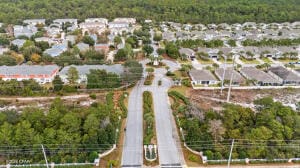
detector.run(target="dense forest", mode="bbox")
[169,91,300,161]
[0,0,299,24]
[0,95,121,164]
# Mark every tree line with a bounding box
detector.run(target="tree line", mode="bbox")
[0,0,299,24]
[0,96,120,164]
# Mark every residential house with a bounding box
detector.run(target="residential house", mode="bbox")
[58,64,124,84]
[291,22,300,29]
[113,18,136,25]
[35,37,55,45]
[189,69,219,86]
[242,22,257,29]
[85,18,108,25]
[76,42,90,52]
[179,48,195,60]
[11,39,26,48]
[162,31,176,42]
[240,67,280,86]
[23,19,45,26]
[215,68,245,86]
[94,44,110,54]
[207,24,217,30]
[198,47,219,59]
[0,65,59,84]
[65,35,77,45]
[268,66,300,85]
[53,19,78,31]
[0,23,3,28]
[218,23,231,30]
[108,22,130,35]
[259,47,278,58]
[0,46,9,55]
[46,24,61,38]
[79,22,106,35]
[44,43,68,57]
[13,25,37,38]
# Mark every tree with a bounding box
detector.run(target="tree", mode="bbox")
[113,36,122,48]
[67,66,79,84]
[208,119,225,142]
[143,45,154,56]
[53,75,64,91]
[115,49,127,62]
[165,43,179,59]
[0,55,17,66]
[153,33,162,41]
[82,35,95,46]
[87,69,121,89]
[30,53,41,63]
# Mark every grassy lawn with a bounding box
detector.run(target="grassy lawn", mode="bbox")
[197,58,214,64]
[239,57,260,64]
[218,57,233,63]
[277,58,299,63]
[169,86,191,96]
[261,57,273,64]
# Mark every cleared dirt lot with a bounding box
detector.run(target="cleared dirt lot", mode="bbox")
[189,88,300,110]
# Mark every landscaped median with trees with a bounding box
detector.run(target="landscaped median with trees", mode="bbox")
[143,91,156,145]
[168,91,300,165]
[0,95,121,165]
[142,91,158,164]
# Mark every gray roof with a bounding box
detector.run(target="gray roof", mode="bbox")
[179,48,195,56]
[0,65,59,76]
[215,68,245,83]
[59,64,124,76]
[240,67,279,83]
[269,66,300,82]
[189,69,217,81]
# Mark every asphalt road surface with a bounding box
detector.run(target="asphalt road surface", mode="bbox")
[121,81,144,167]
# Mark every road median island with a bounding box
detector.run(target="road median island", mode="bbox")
[142,91,159,166]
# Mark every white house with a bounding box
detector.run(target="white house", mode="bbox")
[189,69,219,86]
[23,19,46,26]
[85,18,108,25]
[0,65,59,84]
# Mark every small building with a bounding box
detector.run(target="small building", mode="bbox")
[0,46,9,55]
[85,18,108,25]
[94,44,110,54]
[189,69,219,86]
[44,43,68,57]
[0,65,59,84]
[13,25,37,38]
[58,64,124,84]
[179,48,195,60]
[240,67,280,86]
[76,42,90,52]
[215,68,245,86]
[113,18,136,25]
[23,19,46,26]
[11,39,26,48]
[268,66,300,85]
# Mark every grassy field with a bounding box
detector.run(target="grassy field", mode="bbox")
[239,57,260,64]
[261,57,273,64]
[197,58,214,64]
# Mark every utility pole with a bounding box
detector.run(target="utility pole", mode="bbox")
[227,55,235,102]
[41,144,49,168]
[220,56,227,95]
[227,139,235,168]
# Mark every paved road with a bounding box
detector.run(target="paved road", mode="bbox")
[144,68,185,167]
[122,60,184,167]
[121,81,144,167]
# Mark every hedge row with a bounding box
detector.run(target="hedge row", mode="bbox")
[143,91,155,145]
[118,92,128,118]
[168,90,190,105]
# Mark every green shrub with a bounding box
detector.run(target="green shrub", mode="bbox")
[89,93,96,99]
